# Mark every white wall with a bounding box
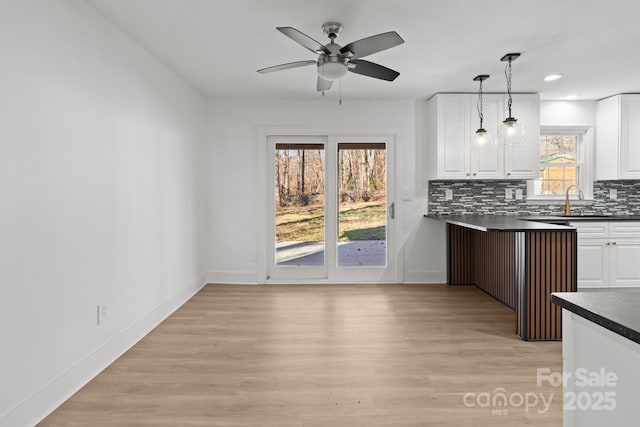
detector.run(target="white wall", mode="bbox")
[0,1,207,424]
[540,100,596,126]
[205,97,445,284]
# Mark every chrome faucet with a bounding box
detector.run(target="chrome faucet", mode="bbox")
[564,185,584,215]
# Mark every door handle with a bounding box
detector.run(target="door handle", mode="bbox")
[389,202,395,220]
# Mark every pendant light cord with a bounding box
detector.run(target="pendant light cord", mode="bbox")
[505,59,513,118]
[477,79,484,129]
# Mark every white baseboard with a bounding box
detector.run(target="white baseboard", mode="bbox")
[1,274,207,427]
[205,270,447,285]
[404,270,446,284]
[206,270,257,284]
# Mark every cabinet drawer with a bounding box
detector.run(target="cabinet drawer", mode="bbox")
[570,222,609,239]
[609,222,640,239]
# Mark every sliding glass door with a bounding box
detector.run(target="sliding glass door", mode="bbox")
[266,135,396,282]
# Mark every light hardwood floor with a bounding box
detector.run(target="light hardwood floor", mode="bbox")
[41,284,562,426]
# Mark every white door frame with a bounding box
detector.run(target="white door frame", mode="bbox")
[257,127,402,284]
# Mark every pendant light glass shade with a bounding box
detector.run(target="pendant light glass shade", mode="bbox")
[474,128,493,150]
[497,117,524,146]
[497,53,524,146]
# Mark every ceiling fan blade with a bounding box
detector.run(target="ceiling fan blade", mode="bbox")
[348,59,400,81]
[277,27,330,55]
[317,76,333,92]
[341,31,404,60]
[257,60,316,74]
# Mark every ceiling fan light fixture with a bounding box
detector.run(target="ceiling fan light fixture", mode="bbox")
[318,55,348,80]
[318,62,347,80]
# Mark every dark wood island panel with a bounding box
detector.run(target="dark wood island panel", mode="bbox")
[446,222,577,340]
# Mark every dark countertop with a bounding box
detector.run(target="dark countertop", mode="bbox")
[551,291,640,345]
[423,214,573,231]
[424,214,640,232]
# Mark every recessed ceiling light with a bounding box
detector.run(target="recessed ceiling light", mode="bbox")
[564,95,581,100]
[544,74,564,81]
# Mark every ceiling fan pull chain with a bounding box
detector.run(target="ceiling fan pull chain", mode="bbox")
[339,80,342,106]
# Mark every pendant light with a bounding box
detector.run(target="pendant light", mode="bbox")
[497,53,524,146]
[473,74,492,150]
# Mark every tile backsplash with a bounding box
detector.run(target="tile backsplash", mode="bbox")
[428,180,640,216]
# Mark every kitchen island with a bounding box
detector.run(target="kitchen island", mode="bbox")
[551,291,640,426]
[426,215,577,340]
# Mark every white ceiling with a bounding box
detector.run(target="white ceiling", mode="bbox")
[87,0,640,101]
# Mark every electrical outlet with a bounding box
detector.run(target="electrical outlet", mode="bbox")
[505,188,513,200]
[97,304,107,326]
[401,191,411,201]
[610,189,618,200]
[445,189,453,200]
[515,189,523,200]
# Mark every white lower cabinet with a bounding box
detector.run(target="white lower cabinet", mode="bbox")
[576,239,609,287]
[610,240,640,286]
[573,221,640,289]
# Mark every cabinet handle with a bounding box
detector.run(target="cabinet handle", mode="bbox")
[473,173,477,176]
[466,173,470,176]
[612,242,617,245]
[507,172,511,176]
[606,242,611,246]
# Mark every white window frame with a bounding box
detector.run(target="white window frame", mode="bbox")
[527,126,594,201]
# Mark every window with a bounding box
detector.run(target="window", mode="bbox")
[528,126,593,200]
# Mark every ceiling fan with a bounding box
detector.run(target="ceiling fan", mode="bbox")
[257,22,404,92]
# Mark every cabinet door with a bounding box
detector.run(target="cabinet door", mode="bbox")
[577,240,609,288]
[595,96,620,180]
[436,94,470,179]
[619,95,640,179]
[610,239,640,287]
[470,94,503,179]
[503,94,540,179]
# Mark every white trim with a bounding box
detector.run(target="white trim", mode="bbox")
[404,271,447,284]
[206,271,258,284]
[2,274,207,427]
[256,126,405,284]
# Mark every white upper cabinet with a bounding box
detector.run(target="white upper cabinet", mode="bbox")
[596,94,640,180]
[427,93,539,180]
[435,94,471,179]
